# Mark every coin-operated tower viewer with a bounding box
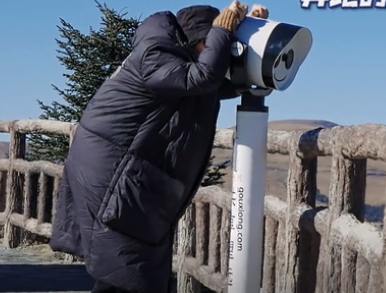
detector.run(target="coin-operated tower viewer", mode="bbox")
[225,15,313,293]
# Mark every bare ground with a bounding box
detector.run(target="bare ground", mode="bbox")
[0,238,93,292]
[0,240,203,293]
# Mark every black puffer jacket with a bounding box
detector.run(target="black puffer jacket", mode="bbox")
[49,10,235,293]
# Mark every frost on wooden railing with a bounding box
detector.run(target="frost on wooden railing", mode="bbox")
[0,120,75,248]
[1,119,386,293]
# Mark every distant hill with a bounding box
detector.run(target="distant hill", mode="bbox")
[268,119,339,131]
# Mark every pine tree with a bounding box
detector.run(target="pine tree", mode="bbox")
[28,1,229,187]
[28,1,140,162]
[201,156,230,187]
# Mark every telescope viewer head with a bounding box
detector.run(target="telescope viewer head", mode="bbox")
[227,16,313,92]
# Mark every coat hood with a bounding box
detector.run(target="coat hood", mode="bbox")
[132,11,188,49]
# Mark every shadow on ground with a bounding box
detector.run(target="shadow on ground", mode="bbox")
[0,264,94,292]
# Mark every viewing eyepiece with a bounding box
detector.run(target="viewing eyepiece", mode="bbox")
[283,49,294,70]
[274,49,294,70]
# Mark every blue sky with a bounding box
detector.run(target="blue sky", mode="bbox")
[1,0,385,139]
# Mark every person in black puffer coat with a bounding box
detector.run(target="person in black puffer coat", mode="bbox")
[49,1,265,293]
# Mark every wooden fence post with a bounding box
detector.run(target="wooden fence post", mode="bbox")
[262,217,278,293]
[208,203,221,273]
[177,204,201,293]
[69,124,77,146]
[3,121,26,248]
[356,255,370,293]
[275,221,287,292]
[323,129,367,293]
[220,206,230,279]
[283,131,318,293]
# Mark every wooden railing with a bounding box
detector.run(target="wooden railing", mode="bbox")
[0,119,385,293]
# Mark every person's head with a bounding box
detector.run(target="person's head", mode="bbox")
[176,5,220,53]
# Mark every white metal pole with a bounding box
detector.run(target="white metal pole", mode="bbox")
[228,94,269,293]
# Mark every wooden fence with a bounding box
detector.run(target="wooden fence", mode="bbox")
[0,119,385,293]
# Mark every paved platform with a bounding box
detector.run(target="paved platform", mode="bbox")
[0,243,183,293]
[0,244,93,293]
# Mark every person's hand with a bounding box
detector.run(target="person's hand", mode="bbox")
[213,0,248,32]
[228,0,248,22]
[247,4,269,19]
